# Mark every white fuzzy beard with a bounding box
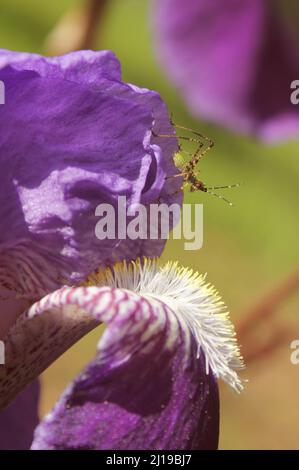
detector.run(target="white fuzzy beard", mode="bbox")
[86,257,244,392]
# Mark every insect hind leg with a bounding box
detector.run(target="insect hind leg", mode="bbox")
[205,183,241,190]
[205,190,234,206]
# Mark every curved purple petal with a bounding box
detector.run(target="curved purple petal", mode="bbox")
[21,284,219,450]
[0,380,39,450]
[1,260,243,448]
[153,0,299,142]
[0,49,182,302]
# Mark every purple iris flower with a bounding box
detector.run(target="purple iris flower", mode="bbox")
[153,0,299,142]
[0,49,242,450]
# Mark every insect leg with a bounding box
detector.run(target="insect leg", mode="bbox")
[205,190,234,206]
[205,183,241,190]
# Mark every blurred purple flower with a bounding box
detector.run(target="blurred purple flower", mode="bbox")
[0,49,242,450]
[153,0,299,142]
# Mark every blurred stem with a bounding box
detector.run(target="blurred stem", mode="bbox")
[241,326,292,365]
[237,266,299,339]
[45,0,109,55]
[79,0,108,50]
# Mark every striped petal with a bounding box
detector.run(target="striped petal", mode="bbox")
[0,260,242,449]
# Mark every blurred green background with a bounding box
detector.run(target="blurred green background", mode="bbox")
[1,0,299,450]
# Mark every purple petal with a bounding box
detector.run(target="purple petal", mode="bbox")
[26,285,219,450]
[153,0,299,142]
[0,50,121,86]
[0,284,219,449]
[0,50,181,302]
[0,380,39,450]
[0,288,30,337]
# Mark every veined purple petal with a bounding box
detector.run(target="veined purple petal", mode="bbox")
[0,260,242,408]
[0,49,121,85]
[1,255,242,449]
[0,257,242,449]
[0,380,39,450]
[1,258,243,449]
[0,287,30,337]
[0,50,181,303]
[24,284,219,450]
[153,0,299,142]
